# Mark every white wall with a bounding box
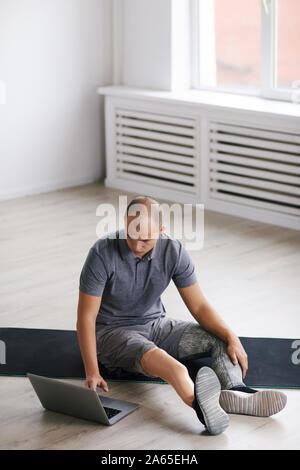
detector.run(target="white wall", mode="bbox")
[0,0,112,200]
[120,0,172,90]
[117,0,191,90]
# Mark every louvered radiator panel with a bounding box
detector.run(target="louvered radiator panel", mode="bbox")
[115,109,197,194]
[209,122,300,217]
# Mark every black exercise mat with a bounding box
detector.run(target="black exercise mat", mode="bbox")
[0,328,299,388]
[0,328,166,383]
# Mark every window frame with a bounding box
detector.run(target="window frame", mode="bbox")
[191,0,294,102]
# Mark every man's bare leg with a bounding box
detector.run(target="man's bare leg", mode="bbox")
[140,347,195,407]
[140,347,230,435]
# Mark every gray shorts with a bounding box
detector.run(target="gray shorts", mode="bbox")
[95,316,192,378]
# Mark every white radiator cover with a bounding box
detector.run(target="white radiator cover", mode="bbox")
[209,122,300,218]
[115,108,198,195]
[104,95,300,230]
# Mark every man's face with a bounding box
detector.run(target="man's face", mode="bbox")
[125,215,165,258]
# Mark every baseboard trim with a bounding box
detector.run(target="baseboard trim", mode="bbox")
[0,175,102,202]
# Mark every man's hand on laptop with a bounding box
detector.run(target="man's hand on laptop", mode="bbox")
[86,374,109,393]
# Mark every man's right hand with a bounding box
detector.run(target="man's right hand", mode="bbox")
[85,374,109,392]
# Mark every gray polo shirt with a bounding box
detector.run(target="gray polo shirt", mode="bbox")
[79,228,197,328]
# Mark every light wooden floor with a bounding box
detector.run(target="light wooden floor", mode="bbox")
[0,182,299,450]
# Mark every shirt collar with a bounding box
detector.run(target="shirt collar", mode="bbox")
[118,228,160,261]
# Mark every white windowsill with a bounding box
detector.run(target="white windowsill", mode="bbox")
[97,85,300,120]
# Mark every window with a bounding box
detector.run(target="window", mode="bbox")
[191,0,300,102]
[277,0,300,89]
[214,0,261,93]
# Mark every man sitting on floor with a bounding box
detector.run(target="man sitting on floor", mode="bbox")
[76,195,287,435]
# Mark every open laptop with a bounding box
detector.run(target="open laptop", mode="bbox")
[27,373,139,425]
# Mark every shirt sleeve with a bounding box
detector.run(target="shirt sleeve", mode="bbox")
[172,242,197,288]
[79,248,108,296]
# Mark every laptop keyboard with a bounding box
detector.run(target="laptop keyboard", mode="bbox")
[103,406,122,419]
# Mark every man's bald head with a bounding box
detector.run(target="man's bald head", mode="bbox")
[125,195,163,241]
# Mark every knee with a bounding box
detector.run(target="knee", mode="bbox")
[214,336,228,354]
[141,347,188,374]
[140,346,160,368]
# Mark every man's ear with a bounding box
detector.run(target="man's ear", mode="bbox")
[159,225,166,235]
